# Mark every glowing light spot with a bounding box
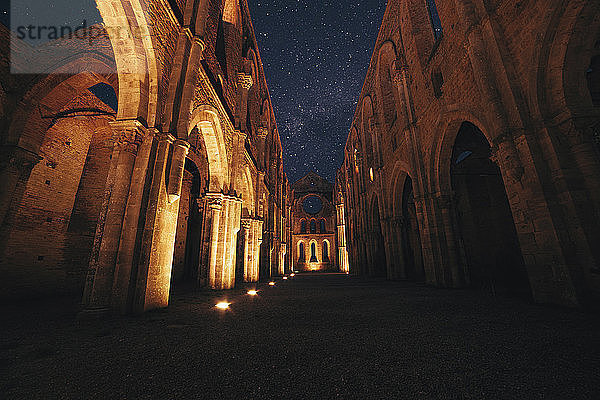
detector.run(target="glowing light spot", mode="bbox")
[369,167,374,182]
[215,302,231,310]
[247,290,258,296]
[290,273,296,277]
[283,276,288,280]
[268,281,276,286]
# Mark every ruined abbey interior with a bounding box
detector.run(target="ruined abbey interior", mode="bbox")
[1,0,599,398]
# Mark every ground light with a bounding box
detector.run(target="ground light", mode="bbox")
[282,276,288,280]
[290,273,296,277]
[215,302,231,310]
[268,281,276,286]
[247,290,258,296]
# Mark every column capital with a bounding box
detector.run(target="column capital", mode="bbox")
[237,73,254,91]
[110,119,149,155]
[241,218,252,230]
[256,126,269,139]
[173,138,191,151]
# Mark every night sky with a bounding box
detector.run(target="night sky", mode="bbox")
[1,1,386,184]
[248,1,386,184]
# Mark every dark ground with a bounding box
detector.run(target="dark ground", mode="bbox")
[1,273,599,399]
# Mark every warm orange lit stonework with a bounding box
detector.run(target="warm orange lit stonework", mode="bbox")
[288,172,346,273]
[338,0,600,307]
[1,0,599,314]
[0,0,288,313]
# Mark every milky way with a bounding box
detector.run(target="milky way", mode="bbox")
[248,1,386,184]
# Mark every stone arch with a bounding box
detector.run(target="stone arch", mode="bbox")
[310,219,317,234]
[96,0,159,125]
[532,3,600,293]
[239,166,255,217]
[391,168,425,282]
[448,121,530,296]
[297,240,306,262]
[432,111,492,195]
[172,157,205,285]
[245,48,260,135]
[375,41,398,134]
[8,67,117,154]
[361,96,377,167]
[322,239,331,262]
[309,239,318,263]
[188,105,230,192]
[536,0,600,119]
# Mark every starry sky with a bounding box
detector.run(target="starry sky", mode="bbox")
[1,1,386,184]
[248,1,386,184]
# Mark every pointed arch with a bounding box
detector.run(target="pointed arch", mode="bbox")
[376,41,398,134]
[188,105,230,192]
[95,0,159,125]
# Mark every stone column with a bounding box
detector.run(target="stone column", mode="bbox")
[279,243,287,276]
[133,135,190,313]
[110,128,155,313]
[203,192,242,289]
[254,219,263,281]
[82,120,146,312]
[206,195,223,289]
[235,73,253,131]
[241,219,252,282]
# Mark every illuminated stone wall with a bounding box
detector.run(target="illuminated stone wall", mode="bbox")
[0,0,287,313]
[289,172,339,273]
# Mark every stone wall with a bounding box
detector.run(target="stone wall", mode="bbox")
[339,0,600,307]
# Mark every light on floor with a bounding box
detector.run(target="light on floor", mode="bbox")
[283,276,288,280]
[247,290,258,296]
[290,273,296,277]
[215,302,231,310]
[268,281,276,286]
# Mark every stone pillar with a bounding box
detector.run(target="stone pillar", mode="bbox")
[202,192,242,289]
[241,219,252,282]
[82,120,146,312]
[133,135,190,313]
[236,73,253,131]
[435,193,465,288]
[110,129,155,313]
[279,243,287,276]
[254,219,263,281]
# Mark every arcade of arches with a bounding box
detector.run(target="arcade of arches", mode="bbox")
[339,0,600,307]
[0,0,287,313]
[0,0,599,313]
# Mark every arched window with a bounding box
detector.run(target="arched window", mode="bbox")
[319,219,326,233]
[588,55,600,106]
[310,220,317,234]
[322,241,330,262]
[426,0,443,41]
[300,219,307,233]
[310,242,318,262]
[298,242,305,262]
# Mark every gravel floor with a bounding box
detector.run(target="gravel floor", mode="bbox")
[1,273,599,399]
